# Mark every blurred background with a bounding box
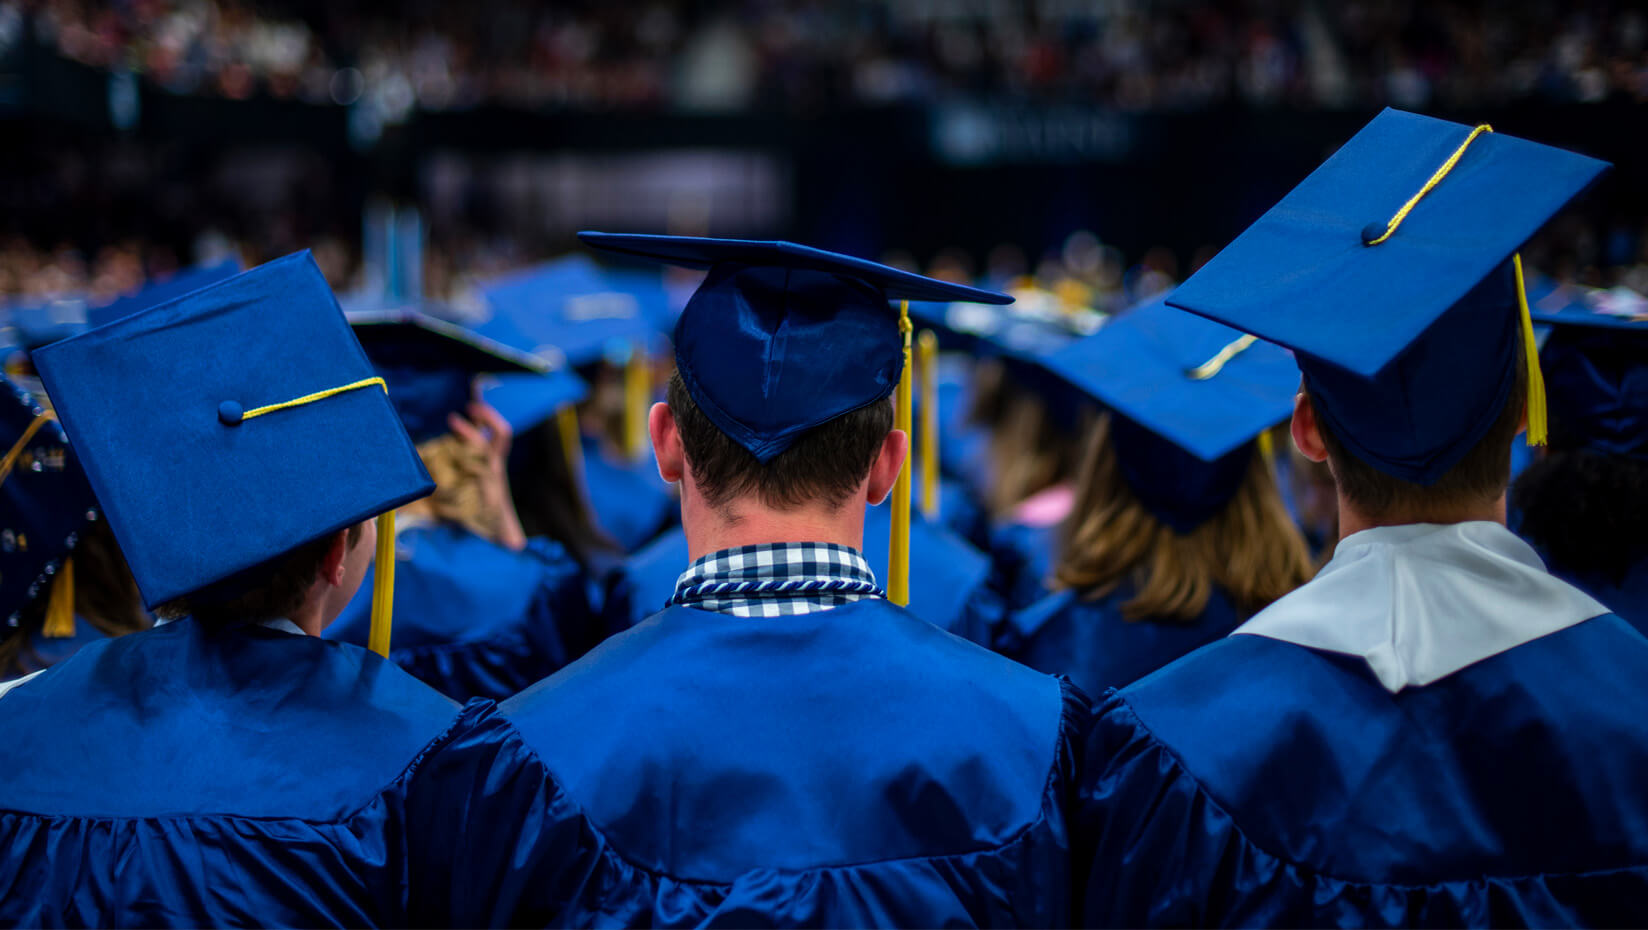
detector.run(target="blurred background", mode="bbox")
[1,0,1645,307]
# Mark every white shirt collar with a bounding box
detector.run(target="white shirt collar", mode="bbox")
[153,615,305,636]
[1234,521,1610,693]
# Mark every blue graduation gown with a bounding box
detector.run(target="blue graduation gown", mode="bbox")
[989,521,1059,609]
[603,505,1004,644]
[580,437,677,552]
[327,524,593,702]
[0,618,539,927]
[489,598,1086,926]
[1079,615,1648,927]
[1003,584,1244,697]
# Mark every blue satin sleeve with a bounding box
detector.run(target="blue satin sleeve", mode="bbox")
[389,539,593,701]
[1076,691,1636,928]
[437,681,1090,928]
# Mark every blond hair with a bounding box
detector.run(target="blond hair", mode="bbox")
[413,434,513,545]
[1054,416,1314,621]
[985,388,1087,521]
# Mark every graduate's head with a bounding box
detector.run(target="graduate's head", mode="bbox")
[578,233,1011,523]
[349,306,552,545]
[30,253,434,630]
[1040,298,1312,620]
[1057,418,1312,620]
[659,368,900,514]
[1295,355,1527,522]
[1165,109,1608,532]
[156,520,372,628]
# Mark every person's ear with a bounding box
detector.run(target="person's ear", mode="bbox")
[1291,390,1329,464]
[650,402,684,483]
[865,428,910,506]
[321,528,353,587]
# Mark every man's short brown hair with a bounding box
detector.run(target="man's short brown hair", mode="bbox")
[1308,347,1528,518]
[158,523,364,625]
[667,370,894,512]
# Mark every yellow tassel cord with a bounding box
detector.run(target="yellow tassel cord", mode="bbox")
[1186,333,1258,381]
[1513,254,1548,446]
[556,405,585,482]
[1257,427,1275,464]
[887,302,914,608]
[227,377,400,651]
[240,377,387,421]
[1364,123,1495,246]
[916,329,940,521]
[0,411,55,485]
[367,511,396,657]
[1358,122,1546,445]
[622,345,650,462]
[42,557,75,638]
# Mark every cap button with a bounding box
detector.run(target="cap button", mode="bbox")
[1361,222,1389,246]
[218,401,244,426]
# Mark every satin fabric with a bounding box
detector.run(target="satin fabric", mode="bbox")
[580,436,678,552]
[1002,584,1245,698]
[326,523,594,702]
[603,505,1003,644]
[1079,616,1648,927]
[488,598,1085,927]
[1237,522,1609,692]
[0,618,522,928]
[988,521,1059,609]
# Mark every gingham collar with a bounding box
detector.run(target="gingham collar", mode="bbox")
[667,542,884,617]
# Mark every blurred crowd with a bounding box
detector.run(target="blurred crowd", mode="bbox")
[6,0,1647,113]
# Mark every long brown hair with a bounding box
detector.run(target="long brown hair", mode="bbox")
[1054,416,1313,621]
[985,385,1087,521]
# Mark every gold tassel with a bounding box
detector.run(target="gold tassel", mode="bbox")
[557,405,585,482]
[367,511,396,657]
[888,302,913,608]
[1257,427,1275,464]
[1513,254,1547,446]
[917,329,940,522]
[42,557,75,638]
[622,344,650,462]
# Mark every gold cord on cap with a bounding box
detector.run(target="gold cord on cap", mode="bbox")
[1187,333,1258,381]
[916,329,940,521]
[888,301,913,608]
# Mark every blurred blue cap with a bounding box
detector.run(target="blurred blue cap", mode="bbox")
[33,252,435,608]
[476,255,657,369]
[348,305,551,444]
[1527,284,1648,460]
[478,370,590,434]
[1167,108,1609,484]
[1040,295,1299,531]
[0,375,96,630]
[86,259,243,329]
[579,232,1013,462]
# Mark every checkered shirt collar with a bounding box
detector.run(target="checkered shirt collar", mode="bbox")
[667,542,884,618]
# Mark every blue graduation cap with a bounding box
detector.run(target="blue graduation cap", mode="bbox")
[475,255,657,369]
[347,305,552,444]
[31,252,435,616]
[7,297,89,351]
[85,259,243,329]
[479,370,590,435]
[1527,287,1648,460]
[0,375,96,632]
[579,232,1012,463]
[1039,295,1300,532]
[1166,109,1609,484]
